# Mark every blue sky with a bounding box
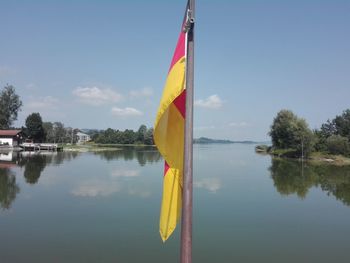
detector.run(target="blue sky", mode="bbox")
[0,0,349,141]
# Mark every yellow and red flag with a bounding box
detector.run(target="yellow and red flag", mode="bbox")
[154,28,187,241]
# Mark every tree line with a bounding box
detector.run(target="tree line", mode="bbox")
[24,113,155,145]
[22,112,79,143]
[92,125,154,145]
[269,109,350,157]
[0,85,154,145]
[24,113,154,145]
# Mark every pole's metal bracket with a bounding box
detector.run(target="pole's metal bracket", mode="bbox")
[183,9,195,32]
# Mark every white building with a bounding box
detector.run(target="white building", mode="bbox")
[0,130,22,147]
[76,132,91,144]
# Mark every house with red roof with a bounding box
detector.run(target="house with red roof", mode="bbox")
[0,130,23,147]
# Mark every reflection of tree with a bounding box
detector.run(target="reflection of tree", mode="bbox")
[9,152,80,185]
[94,146,161,166]
[0,151,81,209]
[315,165,350,206]
[44,151,79,166]
[136,151,147,166]
[0,168,20,209]
[145,150,162,164]
[269,159,318,198]
[269,158,350,205]
[23,155,47,184]
[123,147,135,161]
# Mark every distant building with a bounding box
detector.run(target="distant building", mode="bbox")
[76,132,91,144]
[0,130,23,147]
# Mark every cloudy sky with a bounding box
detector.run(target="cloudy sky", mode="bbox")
[0,0,349,141]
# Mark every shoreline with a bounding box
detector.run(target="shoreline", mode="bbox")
[255,145,350,166]
[63,143,157,152]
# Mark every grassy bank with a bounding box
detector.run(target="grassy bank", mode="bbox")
[255,144,350,166]
[308,152,350,166]
[63,143,156,152]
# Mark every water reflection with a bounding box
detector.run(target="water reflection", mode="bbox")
[0,151,80,210]
[71,179,123,197]
[0,148,161,209]
[269,158,350,205]
[21,155,47,184]
[93,146,161,166]
[0,168,20,210]
[194,178,221,193]
[8,151,79,185]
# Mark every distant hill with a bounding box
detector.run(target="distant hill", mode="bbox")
[193,137,258,144]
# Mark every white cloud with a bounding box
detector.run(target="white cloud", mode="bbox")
[73,86,122,106]
[194,178,221,193]
[194,95,223,109]
[111,169,140,178]
[129,87,153,98]
[27,96,59,110]
[229,122,249,127]
[71,180,121,197]
[111,107,143,117]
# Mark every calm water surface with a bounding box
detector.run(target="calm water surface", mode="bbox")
[1,144,350,263]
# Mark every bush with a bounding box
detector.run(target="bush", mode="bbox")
[255,145,270,153]
[269,110,315,156]
[325,135,350,156]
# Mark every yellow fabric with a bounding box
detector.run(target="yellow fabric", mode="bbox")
[159,166,182,241]
[154,57,186,242]
[154,56,185,130]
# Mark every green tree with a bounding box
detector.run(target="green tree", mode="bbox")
[314,129,328,152]
[122,129,136,144]
[333,109,350,140]
[144,128,154,145]
[96,128,115,144]
[64,127,78,144]
[94,127,153,145]
[91,132,100,142]
[136,124,147,143]
[0,85,23,129]
[314,109,350,153]
[43,122,54,142]
[269,110,314,156]
[320,119,337,138]
[325,135,350,156]
[53,122,65,143]
[25,112,45,142]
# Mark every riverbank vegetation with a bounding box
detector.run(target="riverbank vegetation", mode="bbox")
[0,85,22,129]
[257,109,350,164]
[91,125,154,145]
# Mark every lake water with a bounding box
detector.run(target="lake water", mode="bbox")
[1,144,350,263]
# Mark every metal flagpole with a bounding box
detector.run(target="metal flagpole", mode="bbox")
[181,0,195,263]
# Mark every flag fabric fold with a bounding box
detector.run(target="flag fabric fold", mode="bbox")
[154,29,187,242]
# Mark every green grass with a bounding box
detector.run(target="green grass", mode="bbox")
[309,151,350,166]
[269,148,299,158]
